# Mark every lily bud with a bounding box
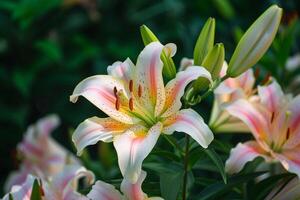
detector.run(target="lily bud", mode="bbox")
[193,17,215,66]
[140,25,176,80]
[227,5,282,77]
[193,43,224,92]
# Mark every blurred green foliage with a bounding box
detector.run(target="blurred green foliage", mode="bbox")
[0,0,300,198]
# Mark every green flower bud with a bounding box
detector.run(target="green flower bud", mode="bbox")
[140,25,176,80]
[227,5,282,77]
[193,43,225,92]
[193,17,215,66]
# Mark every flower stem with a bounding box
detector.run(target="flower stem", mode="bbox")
[182,134,190,200]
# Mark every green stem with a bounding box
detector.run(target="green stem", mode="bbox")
[182,134,190,200]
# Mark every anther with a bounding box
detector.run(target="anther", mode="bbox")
[271,112,275,123]
[39,179,45,196]
[115,97,120,110]
[254,68,260,79]
[113,87,118,97]
[129,80,133,92]
[286,128,290,140]
[261,73,271,85]
[129,97,134,111]
[138,85,142,97]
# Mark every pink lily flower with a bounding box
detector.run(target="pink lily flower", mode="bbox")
[70,42,214,183]
[5,115,79,192]
[2,175,35,200]
[225,79,300,177]
[265,177,300,200]
[87,170,163,200]
[3,165,94,200]
[209,62,258,133]
[43,165,94,200]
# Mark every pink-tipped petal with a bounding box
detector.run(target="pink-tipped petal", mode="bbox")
[70,75,136,124]
[45,165,94,200]
[225,141,268,174]
[161,66,212,117]
[72,117,130,156]
[113,123,162,183]
[258,80,286,113]
[265,177,300,200]
[87,181,122,200]
[107,58,135,82]
[121,170,146,200]
[36,114,60,137]
[163,109,213,148]
[179,57,194,71]
[274,146,300,178]
[226,99,268,142]
[2,175,35,200]
[284,95,300,149]
[134,42,166,116]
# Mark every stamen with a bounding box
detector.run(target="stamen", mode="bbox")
[286,128,290,140]
[113,87,118,97]
[254,68,260,79]
[271,112,275,123]
[129,80,133,92]
[261,73,271,85]
[115,97,120,110]
[129,97,134,111]
[138,85,142,97]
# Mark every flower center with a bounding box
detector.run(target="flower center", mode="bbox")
[113,80,157,127]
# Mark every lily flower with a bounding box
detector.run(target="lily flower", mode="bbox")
[3,165,94,200]
[225,79,300,177]
[43,165,94,200]
[5,115,79,192]
[265,177,300,200]
[2,175,35,200]
[209,62,258,133]
[70,42,214,183]
[87,170,163,200]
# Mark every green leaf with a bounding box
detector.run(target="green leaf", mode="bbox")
[30,179,42,200]
[195,171,267,200]
[193,17,215,66]
[227,5,282,77]
[35,40,63,62]
[140,25,176,80]
[160,171,183,200]
[203,148,227,184]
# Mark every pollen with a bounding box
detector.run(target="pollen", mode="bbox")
[138,85,142,97]
[129,97,134,111]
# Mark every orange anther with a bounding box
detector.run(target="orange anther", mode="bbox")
[286,128,290,140]
[138,85,142,97]
[271,112,275,123]
[115,97,120,110]
[113,87,118,97]
[129,80,133,92]
[261,73,271,85]
[129,97,134,111]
